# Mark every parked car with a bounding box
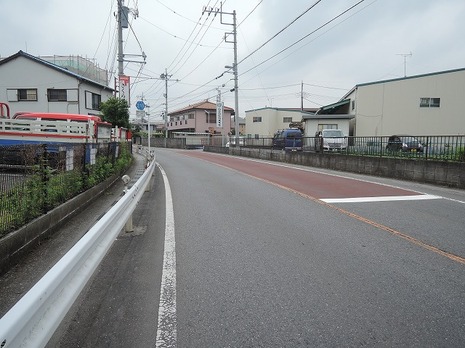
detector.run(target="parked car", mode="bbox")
[315,129,347,151]
[386,135,424,152]
[272,129,303,151]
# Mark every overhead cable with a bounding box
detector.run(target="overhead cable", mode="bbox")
[240,0,365,76]
[238,0,322,65]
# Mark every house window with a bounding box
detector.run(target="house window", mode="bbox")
[85,91,102,110]
[92,94,101,109]
[351,100,355,110]
[253,116,262,123]
[47,89,67,102]
[283,117,292,123]
[188,113,194,119]
[318,124,338,130]
[18,89,38,101]
[205,113,217,124]
[420,97,440,108]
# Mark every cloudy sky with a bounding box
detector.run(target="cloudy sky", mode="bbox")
[1,0,464,120]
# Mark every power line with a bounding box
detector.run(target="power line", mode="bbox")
[238,0,322,65]
[168,1,220,73]
[157,1,261,107]
[240,0,366,76]
[241,0,376,87]
[171,5,220,76]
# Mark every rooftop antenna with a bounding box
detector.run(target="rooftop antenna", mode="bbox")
[397,52,412,77]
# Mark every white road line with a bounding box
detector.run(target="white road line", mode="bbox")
[321,194,442,204]
[156,163,177,348]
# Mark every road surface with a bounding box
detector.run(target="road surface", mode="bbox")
[3,148,465,347]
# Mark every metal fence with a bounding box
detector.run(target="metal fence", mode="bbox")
[0,142,132,237]
[207,134,465,162]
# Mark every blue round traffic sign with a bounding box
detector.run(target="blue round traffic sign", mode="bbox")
[136,100,145,110]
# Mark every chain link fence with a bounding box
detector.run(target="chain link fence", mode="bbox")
[0,142,132,237]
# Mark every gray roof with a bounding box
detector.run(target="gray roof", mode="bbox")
[341,66,465,100]
[357,67,465,88]
[302,113,354,120]
[0,50,113,91]
[245,106,317,114]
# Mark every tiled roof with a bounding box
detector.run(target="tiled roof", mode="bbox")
[170,100,234,115]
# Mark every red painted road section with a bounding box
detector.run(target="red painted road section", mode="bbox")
[180,151,419,199]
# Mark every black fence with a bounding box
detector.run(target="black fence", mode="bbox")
[206,134,465,162]
[0,142,132,237]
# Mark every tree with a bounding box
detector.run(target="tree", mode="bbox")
[99,97,130,129]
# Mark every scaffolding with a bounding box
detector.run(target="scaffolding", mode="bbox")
[40,55,109,86]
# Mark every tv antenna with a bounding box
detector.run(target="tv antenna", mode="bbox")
[397,52,412,77]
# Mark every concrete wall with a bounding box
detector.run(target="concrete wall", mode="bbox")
[204,146,465,189]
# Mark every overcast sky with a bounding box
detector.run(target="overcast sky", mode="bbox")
[2,0,464,120]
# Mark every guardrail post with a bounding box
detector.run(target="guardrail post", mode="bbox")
[121,174,134,233]
[125,214,134,233]
[145,150,154,192]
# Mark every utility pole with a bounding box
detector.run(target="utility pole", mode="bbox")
[160,68,175,147]
[117,0,124,77]
[301,81,304,111]
[204,3,239,146]
[116,0,144,104]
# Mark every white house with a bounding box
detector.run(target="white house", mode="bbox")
[244,107,317,137]
[0,51,114,117]
[342,68,465,136]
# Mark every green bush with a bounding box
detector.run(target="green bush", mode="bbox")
[457,147,465,161]
[0,144,133,237]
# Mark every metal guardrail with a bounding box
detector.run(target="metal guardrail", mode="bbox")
[0,159,155,347]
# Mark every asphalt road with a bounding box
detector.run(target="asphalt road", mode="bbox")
[3,148,465,347]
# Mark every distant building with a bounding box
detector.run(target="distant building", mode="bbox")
[244,107,317,138]
[167,100,234,136]
[0,51,114,116]
[342,68,465,136]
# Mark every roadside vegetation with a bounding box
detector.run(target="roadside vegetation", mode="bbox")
[0,142,132,238]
